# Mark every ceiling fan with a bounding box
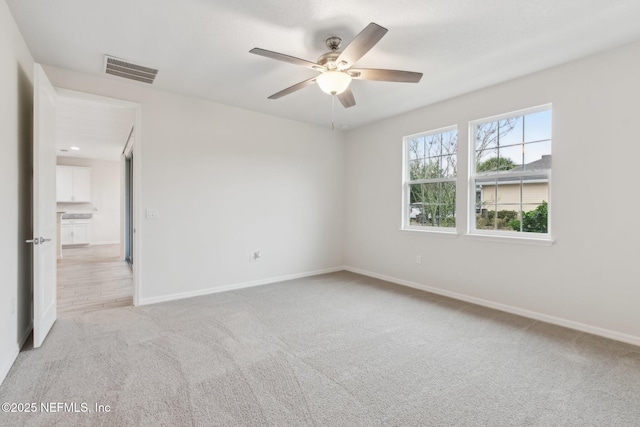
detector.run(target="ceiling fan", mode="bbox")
[250,22,423,108]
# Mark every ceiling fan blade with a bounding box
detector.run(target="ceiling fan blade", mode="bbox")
[336,23,388,67]
[337,87,356,108]
[250,48,321,70]
[268,77,317,99]
[350,68,423,83]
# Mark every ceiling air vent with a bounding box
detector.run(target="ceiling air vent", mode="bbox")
[104,55,158,84]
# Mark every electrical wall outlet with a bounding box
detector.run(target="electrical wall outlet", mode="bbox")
[145,208,159,219]
[416,255,422,264]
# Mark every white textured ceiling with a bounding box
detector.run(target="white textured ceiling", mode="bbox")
[8,0,640,129]
[56,95,135,161]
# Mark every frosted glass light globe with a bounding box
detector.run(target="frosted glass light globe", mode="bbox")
[316,71,352,95]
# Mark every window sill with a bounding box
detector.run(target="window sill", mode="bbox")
[399,227,459,238]
[464,233,554,246]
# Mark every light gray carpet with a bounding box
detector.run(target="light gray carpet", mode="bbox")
[1,271,639,426]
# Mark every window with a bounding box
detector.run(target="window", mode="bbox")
[469,105,552,238]
[403,126,458,231]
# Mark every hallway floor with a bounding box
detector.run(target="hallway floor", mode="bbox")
[57,244,133,317]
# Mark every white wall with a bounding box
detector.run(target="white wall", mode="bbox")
[57,157,121,245]
[344,40,640,344]
[0,0,34,384]
[42,65,345,303]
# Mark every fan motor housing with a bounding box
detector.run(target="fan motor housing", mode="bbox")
[325,36,342,50]
[317,51,341,69]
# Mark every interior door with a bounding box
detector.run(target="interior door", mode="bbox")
[31,63,58,348]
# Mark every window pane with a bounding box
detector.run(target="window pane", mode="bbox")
[498,116,523,147]
[476,204,519,231]
[409,138,424,161]
[521,203,543,212]
[513,201,548,234]
[493,183,521,206]
[409,159,424,180]
[409,183,423,204]
[425,134,442,158]
[522,183,548,206]
[421,183,440,227]
[476,208,501,230]
[476,148,497,173]
[441,130,457,156]
[494,205,520,232]
[408,182,455,228]
[442,154,457,178]
[475,121,500,151]
[476,177,498,205]
[408,182,428,227]
[439,181,456,227]
[524,109,552,142]
[523,140,551,168]
[498,144,523,171]
[475,178,498,230]
[424,158,443,179]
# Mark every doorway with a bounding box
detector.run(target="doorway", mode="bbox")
[54,89,141,316]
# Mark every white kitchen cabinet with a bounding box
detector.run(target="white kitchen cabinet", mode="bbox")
[56,167,73,201]
[56,166,91,202]
[60,223,73,244]
[61,220,90,245]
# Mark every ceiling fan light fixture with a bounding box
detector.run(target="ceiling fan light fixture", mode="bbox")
[316,71,352,95]
[250,22,422,108]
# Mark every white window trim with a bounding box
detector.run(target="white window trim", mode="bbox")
[399,228,458,237]
[464,233,554,246]
[467,104,553,242]
[469,104,552,127]
[401,125,458,235]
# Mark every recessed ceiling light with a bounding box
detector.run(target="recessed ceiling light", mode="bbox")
[70,147,80,151]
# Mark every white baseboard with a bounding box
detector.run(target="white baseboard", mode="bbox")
[344,266,640,348]
[0,323,33,386]
[91,241,120,246]
[0,346,19,386]
[138,266,345,306]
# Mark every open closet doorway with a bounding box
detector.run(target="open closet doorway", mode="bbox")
[55,89,141,317]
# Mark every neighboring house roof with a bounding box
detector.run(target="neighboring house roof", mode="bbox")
[477,155,551,185]
[509,155,552,172]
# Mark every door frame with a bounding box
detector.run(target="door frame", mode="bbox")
[55,88,143,306]
[122,127,134,267]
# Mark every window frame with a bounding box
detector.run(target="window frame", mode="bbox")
[401,125,458,234]
[467,104,552,241]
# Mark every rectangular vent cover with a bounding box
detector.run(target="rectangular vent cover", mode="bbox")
[104,55,158,84]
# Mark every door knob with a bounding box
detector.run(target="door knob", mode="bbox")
[25,237,51,244]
